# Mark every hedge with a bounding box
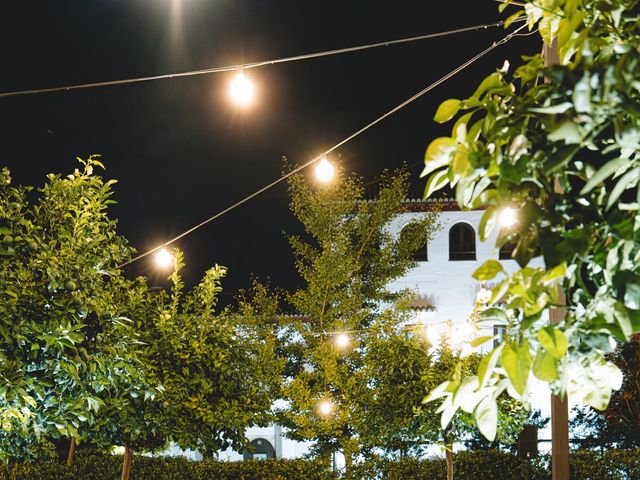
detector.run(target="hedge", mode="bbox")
[1,449,639,480]
[0,454,336,480]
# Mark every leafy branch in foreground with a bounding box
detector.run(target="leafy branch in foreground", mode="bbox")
[423,0,640,439]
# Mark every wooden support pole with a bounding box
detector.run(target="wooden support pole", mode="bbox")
[544,36,570,480]
[550,288,569,480]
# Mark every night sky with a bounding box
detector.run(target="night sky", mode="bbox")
[0,1,539,297]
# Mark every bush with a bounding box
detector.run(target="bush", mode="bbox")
[349,449,640,479]
[1,449,639,479]
[0,453,336,480]
[349,451,545,480]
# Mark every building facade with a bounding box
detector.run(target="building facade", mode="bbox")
[217,198,550,461]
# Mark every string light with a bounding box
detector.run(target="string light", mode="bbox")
[154,248,174,268]
[229,70,255,107]
[499,207,518,228]
[334,332,350,349]
[116,23,528,269]
[318,398,334,416]
[315,158,335,182]
[0,20,524,99]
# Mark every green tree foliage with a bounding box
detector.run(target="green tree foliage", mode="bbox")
[422,0,640,438]
[279,168,439,469]
[93,252,283,479]
[0,157,137,460]
[0,160,282,471]
[572,334,640,449]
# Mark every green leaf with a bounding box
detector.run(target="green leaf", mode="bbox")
[500,341,531,395]
[423,381,450,403]
[434,99,461,123]
[470,336,494,348]
[469,73,503,102]
[480,307,507,323]
[529,102,573,114]
[538,326,568,359]
[478,206,498,241]
[541,262,566,284]
[548,121,581,144]
[423,168,450,198]
[478,345,503,388]
[472,260,504,281]
[580,157,627,194]
[475,396,498,441]
[532,349,559,382]
[421,137,457,177]
[607,167,640,210]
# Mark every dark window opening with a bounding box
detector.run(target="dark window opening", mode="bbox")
[449,223,476,261]
[493,325,507,349]
[401,226,428,262]
[243,438,276,460]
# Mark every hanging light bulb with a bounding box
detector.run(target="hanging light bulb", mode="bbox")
[155,248,173,268]
[318,398,334,416]
[229,69,255,107]
[335,332,350,349]
[315,157,334,182]
[499,207,517,228]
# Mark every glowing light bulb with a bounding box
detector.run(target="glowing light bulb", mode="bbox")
[229,70,255,107]
[335,333,350,349]
[318,399,333,416]
[499,207,517,228]
[315,158,334,182]
[155,248,173,268]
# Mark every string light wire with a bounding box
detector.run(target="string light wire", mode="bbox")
[117,21,529,269]
[0,19,524,99]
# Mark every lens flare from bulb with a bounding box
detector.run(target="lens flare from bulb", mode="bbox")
[335,333,350,349]
[315,158,334,182]
[318,399,333,416]
[155,248,173,268]
[499,207,517,228]
[229,71,255,107]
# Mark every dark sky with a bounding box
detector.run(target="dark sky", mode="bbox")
[0,1,539,297]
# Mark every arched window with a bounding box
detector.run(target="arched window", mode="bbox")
[400,225,428,262]
[449,223,476,261]
[243,438,276,460]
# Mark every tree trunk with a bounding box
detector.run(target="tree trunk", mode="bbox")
[66,438,76,467]
[121,445,133,480]
[444,430,454,480]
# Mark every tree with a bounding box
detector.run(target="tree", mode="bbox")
[420,347,527,480]
[94,252,283,480]
[572,334,640,449]
[0,157,139,461]
[278,168,439,472]
[0,160,283,479]
[422,0,640,438]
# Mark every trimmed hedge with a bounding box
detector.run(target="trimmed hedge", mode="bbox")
[1,449,639,480]
[0,454,336,480]
[349,450,640,480]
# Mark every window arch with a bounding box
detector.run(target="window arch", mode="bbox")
[400,225,428,262]
[243,438,276,460]
[449,223,476,261]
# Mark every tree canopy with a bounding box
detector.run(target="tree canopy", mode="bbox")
[422,0,640,439]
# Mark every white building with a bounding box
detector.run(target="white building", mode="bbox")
[218,197,551,461]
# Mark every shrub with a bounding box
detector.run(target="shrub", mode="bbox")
[1,449,639,479]
[0,453,336,480]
